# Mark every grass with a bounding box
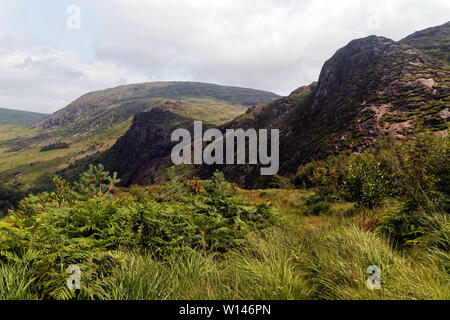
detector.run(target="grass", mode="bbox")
[0,187,448,300]
[0,97,248,188]
[94,189,448,300]
[0,108,47,125]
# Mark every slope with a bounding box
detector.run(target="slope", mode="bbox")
[0,82,279,188]
[0,108,48,125]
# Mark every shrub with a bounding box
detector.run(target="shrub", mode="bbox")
[203,170,237,198]
[304,195,331,215]
[40,142,69,152]
[0,169,274,299]
[0,184,25,217]
[344,154,389,208]
[74,164,120,197]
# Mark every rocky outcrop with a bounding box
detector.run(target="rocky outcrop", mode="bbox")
[215,25,449,187]
[66,23,450,188]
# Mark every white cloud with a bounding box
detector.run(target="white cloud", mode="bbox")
[0,33,151,113]
[92,0,450,95]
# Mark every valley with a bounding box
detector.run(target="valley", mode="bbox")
[0,21,448,301]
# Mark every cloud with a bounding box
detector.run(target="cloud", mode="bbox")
[0,33,151,113]
[92,0,450,95]
[0,0,449,112]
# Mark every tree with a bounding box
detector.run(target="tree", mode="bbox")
[74,164,121,197]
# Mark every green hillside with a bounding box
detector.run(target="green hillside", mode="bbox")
[0,107,48,125]
[0,82,279,189]
[83,23,449,188]
[400,21,450,66]
[0,22,448,302]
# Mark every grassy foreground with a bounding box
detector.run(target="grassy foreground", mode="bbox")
[0,177,448,300]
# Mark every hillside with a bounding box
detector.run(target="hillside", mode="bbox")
[222,33,449,187]
[400,21,450,66]
[84,23,449,188]
[0,82,279,188]
[0,108,48,125]
[36,81,280,131]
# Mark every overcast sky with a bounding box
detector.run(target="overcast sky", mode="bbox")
[0,0,449,113]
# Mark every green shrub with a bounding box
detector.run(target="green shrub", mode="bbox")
[304,195,331,215]
[0,184,25,217]
[203,170,236,198]
[344,154,389,208]
[0,168,274,299]
[40,142,70,152]
[74,164,120,197]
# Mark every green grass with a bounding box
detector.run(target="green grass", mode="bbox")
[0,96,248,189]
[92,189,448,300]
[0,108,48,125]
[1,186,447,300]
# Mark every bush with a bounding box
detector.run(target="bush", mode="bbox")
[344,154,389,208]
[40,142,70,152]
[0,168,274,299]
[203,170,237,198]
[74,164,120,197]
[304,195,331,215]
[0,184,25,217]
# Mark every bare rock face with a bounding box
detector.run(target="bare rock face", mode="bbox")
[215,25,449,187]
[69,23,449,189]
[96,107,193,185]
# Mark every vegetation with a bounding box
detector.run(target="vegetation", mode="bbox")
[0,133,448,300]
[40,142,70,152]
[0,170,275,299]
[0,108,48,125]
[0,183,25,218]
[293,132,449,261]
[0,23,448,301]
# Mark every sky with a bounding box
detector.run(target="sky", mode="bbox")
[0,0,449,114]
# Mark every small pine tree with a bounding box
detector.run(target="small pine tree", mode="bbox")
[74,164,121,197]
[50,175,74,207]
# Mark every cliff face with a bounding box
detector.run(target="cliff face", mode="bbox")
[214,25,449,187]
[96,107,193,185]
[68,23,449,188]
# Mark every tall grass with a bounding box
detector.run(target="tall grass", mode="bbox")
[0,261,35,300]
[101,202,448,300]
[1,189,448,300]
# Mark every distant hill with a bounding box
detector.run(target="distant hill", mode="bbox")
[400,21,450,66]
[81,22,449,188]
[0,82,279,188]
[36,81,280,131]
[0,108,48,125]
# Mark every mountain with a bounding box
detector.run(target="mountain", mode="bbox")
[0,108,48,125]
[36,81,280,131]
[220,30,449,186]
[81,23,449,188]
[0,82,279,187]
[400,21,450,66]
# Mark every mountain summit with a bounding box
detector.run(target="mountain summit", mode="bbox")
[83,22,449,188]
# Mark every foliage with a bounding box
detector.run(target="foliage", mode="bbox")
[50,175,74,207]
[294,133,449,209]
[74,164,120,197]
[40,142,70,152]
[203,170,237,198]
[0,183,25,217]
[344,155,389,208]
[0,167,274,299]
